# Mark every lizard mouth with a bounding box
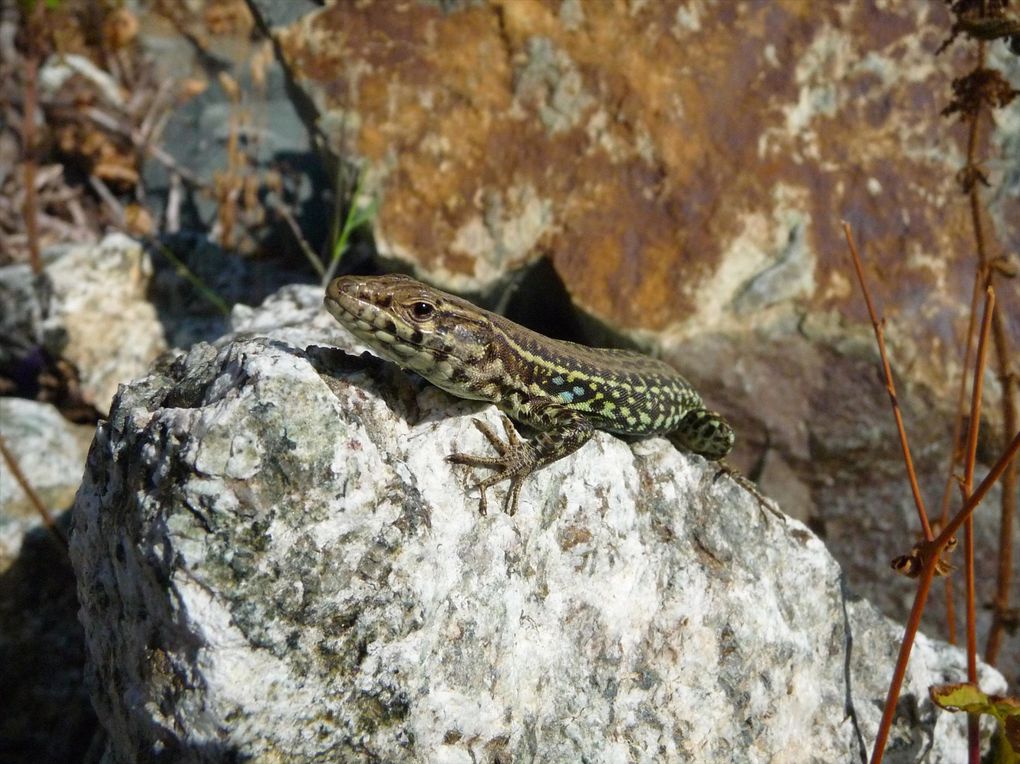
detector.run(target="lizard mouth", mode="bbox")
[324,277,429,361]
[325,276,452,378]
[324,277,379,331]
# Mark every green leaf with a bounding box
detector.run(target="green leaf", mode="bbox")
[930,683,1020,763]
[323,163,377,286]
[930,682,992,713]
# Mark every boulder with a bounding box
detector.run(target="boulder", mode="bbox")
[70,285,1004,763]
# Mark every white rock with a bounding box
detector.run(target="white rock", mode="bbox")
[0,397,93,566]
[69,285,1005,763]
[41,233,167,414]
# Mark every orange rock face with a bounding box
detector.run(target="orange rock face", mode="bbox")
[274,1,1015,344]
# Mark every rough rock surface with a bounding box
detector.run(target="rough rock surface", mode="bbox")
[38,232,167,414]
[70,285,1004,763]
[0,397,93,565]
[251,0,1020,680]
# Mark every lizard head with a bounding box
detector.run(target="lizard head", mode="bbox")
[325,274,493,380]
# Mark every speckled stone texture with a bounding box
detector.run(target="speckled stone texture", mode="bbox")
[70,285,1004,763]
[40,233,167,414]
[0,398,94,563]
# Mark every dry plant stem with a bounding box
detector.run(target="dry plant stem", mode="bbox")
[870,427,1020,764]
[983,307,1018,663]
[870,555,937,764]
[89,175,125,226]
[273,197,325,278]
[0,435,67,549]
[961,288,994,573]
[937,270,984,645]
[938,269,984,528]
[22,10,41,274]
[959,41,1019,667]
[938,430,1020,550]
[964,512,979,764]
[841,221,932,539]
[981,293,1018,662]
[960,287,993,764]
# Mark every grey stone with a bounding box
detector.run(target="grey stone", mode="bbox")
[138,27,320,238]
[246,0,323,30]
[38,233,167,415]
[0,397,93,566]
[70,285,1005,763]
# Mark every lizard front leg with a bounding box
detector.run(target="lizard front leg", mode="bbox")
[447,402,594,516]
[669,407,734,460]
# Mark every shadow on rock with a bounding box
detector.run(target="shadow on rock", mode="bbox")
[0,515,100,763]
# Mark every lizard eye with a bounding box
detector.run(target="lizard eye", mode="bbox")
[410,301,434,320]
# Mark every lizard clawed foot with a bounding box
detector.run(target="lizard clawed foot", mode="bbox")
[447,414,538,516]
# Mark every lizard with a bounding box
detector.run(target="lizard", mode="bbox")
[324,273,740,517]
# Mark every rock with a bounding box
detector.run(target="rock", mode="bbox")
[38,232,167,415]
[241,0,322,35]
[0,397,93,564]
[1,230,310,411]
[146,237,309,350]
[70,284,1005,763]
[0,262,42,376]
[138,15,324,251]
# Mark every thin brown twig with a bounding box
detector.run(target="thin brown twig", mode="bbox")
[841,221,932,540]
[985,373,1018,665]
[936,269,985,646]
[980,271,1018,666]
[937,268,985,527]
[937,430,1020,553]
[960,287,994,764]
[272,195,325,278]
[21,4,41,274]
[871,426,1020,763]
[956,32,1018,671]
[961,286,994,527]
[0,434,67,549]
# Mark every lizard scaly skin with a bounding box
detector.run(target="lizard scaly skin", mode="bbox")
[324,274,736,515]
